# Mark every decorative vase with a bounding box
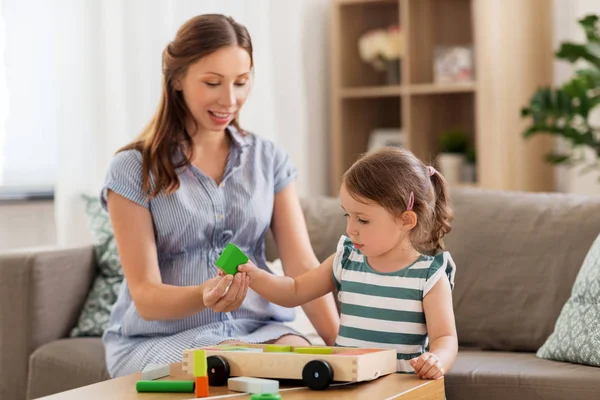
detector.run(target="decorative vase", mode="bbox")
[437,153,465,185]
[385,59,401,85]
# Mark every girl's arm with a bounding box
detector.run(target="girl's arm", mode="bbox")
[239,254,336,308]
[107,190,249,321]
[268,182,340,345]
[413,274,458,379]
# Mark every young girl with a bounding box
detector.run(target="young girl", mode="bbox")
[239,147,458,380]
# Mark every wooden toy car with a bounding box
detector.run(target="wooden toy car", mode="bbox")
[182,343,397,390]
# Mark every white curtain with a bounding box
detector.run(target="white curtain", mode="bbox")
[53,0,330,246]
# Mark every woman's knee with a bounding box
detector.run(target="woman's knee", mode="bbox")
[272,334,310,346]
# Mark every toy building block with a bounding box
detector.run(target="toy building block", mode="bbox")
[293,347,333,355]
[251,394,282,400]
[265,344,292,352]
[195,376,209,398]
[136,380,194,393]
[193,350,207,377]
[228,377,279,394]
[215,243,249,275]
[141,363,170,380]
[228,347,263,352]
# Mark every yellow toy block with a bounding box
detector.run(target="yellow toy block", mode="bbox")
[265,344,292,352]
[293,347,333,355]
[193,350,207,377]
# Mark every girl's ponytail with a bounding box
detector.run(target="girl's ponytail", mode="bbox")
[428,169,453,250]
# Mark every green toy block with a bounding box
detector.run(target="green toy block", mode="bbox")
[251,394,281,400]
[136,380,194,393]
[293,347,333,355]
[193,349,207,377]
[265,344,292,352]
[215,243,249,275]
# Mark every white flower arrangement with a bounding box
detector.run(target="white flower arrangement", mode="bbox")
[358,25,403,71]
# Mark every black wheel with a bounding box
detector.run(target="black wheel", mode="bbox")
[207,355,230,386]
[302,360,334,390]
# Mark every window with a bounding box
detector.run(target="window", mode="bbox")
[0,0,57,190]
[0,0,7,185]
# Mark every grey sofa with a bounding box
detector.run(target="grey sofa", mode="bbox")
[1,188,600,400]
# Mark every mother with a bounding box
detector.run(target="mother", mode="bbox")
[101,14,339,377]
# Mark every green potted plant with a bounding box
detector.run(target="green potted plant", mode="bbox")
[438,128,469,185]
[521,15,600,181]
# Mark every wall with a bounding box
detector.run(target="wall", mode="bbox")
[0,201,56,250]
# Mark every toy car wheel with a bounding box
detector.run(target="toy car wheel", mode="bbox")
[302,360,334,390]
[207,355,230,386]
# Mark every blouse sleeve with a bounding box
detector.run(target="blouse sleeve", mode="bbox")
[272,144,298,194]
[100,150,149,211]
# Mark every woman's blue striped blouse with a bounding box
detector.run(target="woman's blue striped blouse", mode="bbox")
[100,127,303,377]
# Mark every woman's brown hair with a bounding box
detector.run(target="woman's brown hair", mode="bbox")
[342,147,453,252]
[119,14,253,198]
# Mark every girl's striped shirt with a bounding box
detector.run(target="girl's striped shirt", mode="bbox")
[332,235,456,373]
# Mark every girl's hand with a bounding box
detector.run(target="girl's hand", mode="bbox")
[410,352,444,380]
[237,260,264,280]
[203,272,250,313]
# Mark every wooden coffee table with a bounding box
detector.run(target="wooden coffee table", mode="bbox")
[38,362,444,400]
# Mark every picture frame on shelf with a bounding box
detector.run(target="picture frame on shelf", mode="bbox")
[368,129,404,153]
[433,45,475,84]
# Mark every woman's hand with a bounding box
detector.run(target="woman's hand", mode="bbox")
[410,352,444,380]
[202,272,250,313]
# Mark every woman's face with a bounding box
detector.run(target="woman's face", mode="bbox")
[176,46,252,134]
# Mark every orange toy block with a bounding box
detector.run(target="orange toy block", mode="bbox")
[195,376,209,398]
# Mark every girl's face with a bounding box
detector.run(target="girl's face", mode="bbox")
[176,46,252,135]
[340,183,406,257]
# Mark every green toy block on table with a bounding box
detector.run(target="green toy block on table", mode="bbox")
[136,380,194,393]
[216,243,249,275]
[251,394,281,400]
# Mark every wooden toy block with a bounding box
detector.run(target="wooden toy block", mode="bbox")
[193,350,207,377]
[228,377,279,394]
[293,347,333,355]
[336,349,382,356]
[215,243,248,275]
[228,347,263,352]
[195,376,209,398]
[136,380,194,393]
[141,363,170,380]
[265,344,291,352]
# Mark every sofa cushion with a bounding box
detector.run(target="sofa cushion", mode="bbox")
[26,338,109,399]
[536,233,600,366]
[265,196,345,263]
[446,350,600,400]
[444,188,600,352]
[70,194,123,337]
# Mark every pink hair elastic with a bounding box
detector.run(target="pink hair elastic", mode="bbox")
[406,191,414,211]
[428,166,436,176]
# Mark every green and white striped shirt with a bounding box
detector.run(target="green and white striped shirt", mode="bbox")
[332,236,456,373]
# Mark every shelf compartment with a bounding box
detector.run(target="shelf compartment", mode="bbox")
[408,92,475,164]
[406,0,474,85]
[340,85,405,98]
[337,0,401,88]
[336,96,402,181]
